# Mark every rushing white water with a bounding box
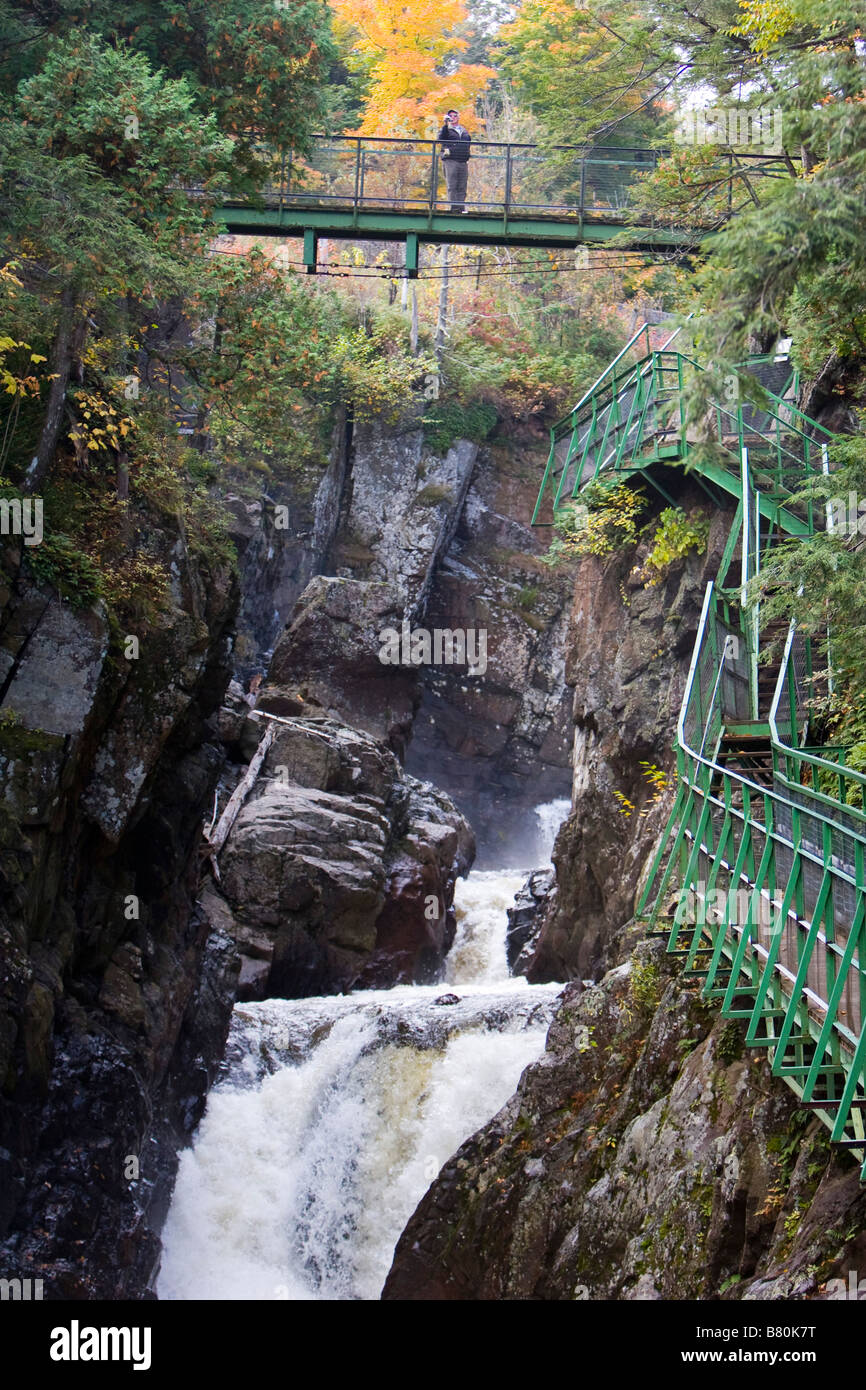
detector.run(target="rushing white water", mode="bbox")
[159,819,564,1302]
[444,870,525,985]
[534,797,571,863]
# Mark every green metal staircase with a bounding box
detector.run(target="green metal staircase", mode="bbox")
[534,326,866,1178]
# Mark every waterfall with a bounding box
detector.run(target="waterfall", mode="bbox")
[534,797,571,863]
[158,813,563,1302]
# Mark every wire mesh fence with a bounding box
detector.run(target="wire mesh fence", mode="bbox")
[268,139,661,218]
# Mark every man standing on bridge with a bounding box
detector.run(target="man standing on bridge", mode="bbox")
[438,110,471,213]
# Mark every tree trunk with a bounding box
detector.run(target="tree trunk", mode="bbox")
[206,724,274,871]
[116,452,129,501]
[25,288,86,493]
[435,244,449,358]
[410,280,419,356]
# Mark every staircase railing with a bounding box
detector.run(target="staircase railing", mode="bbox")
[640,585,866,1174]
[769,620,866,824]
[533,338,833,529]
[538,321,866,1172]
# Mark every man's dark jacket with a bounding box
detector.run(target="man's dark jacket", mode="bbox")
[438,123,471,162]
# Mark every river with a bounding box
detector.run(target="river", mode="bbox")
[157,800,568,1300]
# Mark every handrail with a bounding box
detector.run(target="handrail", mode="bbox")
[302,134,797,159]
[551,345,832,450]
[678,582,715,750]
[561,324,653,421]
[769,619,866,825]
[767,618,798,747]
[558,315,691,426]
[676,591,863,835]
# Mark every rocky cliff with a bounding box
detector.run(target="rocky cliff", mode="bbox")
[383,931,866,1300]
[204,412,577,998]
[0,522,238,1298]
[526,487,735,982]
[383,484,866,1301]
[405,438,575,865]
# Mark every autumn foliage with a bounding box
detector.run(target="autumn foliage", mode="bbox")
[329,0,494,135]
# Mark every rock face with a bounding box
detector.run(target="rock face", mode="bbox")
[383,932,866,1301]
[224,409,350,679]
[405,440,575,866]
[506,868,554,975]
[259,576,421,758]
[330,417,479,619]
[208,713,474,998]
[0,527,239,1299]
[525,490,735,982]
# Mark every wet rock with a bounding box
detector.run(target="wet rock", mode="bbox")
[212,716,474,998]
[383,939,866,1300]
[506,868,554,974]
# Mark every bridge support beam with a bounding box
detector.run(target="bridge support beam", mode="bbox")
[405,232,419,279]
[303,228,318,274]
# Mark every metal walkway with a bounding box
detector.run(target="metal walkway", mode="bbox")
[215,137,794,271]
[533,326,866,1177]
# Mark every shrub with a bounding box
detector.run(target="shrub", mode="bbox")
[26,533,101,606]
[630,956,663,1010]
[544,481,647,565]
[415,482,454,507]
[637,506,709,586]
[422,399,498,454]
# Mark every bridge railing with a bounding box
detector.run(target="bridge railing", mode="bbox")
[268,137,656,219]
[244,137,792,223]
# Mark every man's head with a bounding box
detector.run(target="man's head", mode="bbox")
[446,109,459,125]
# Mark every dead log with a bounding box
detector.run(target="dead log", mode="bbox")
[206,724,274,869]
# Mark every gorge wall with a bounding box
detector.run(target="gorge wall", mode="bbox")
[204,410,577,998]
[383,483,866,1301]
[0,400,575,1297]
[526,486,735,982]
[0,518,239,1297]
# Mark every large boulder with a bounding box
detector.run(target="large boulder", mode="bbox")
[506,867,554,974]
[210,715,474,998]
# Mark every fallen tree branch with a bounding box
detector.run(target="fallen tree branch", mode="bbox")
[206,725,274,870]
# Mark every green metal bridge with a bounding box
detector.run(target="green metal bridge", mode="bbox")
[534,326,866,1178]
[215,136,794,272]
